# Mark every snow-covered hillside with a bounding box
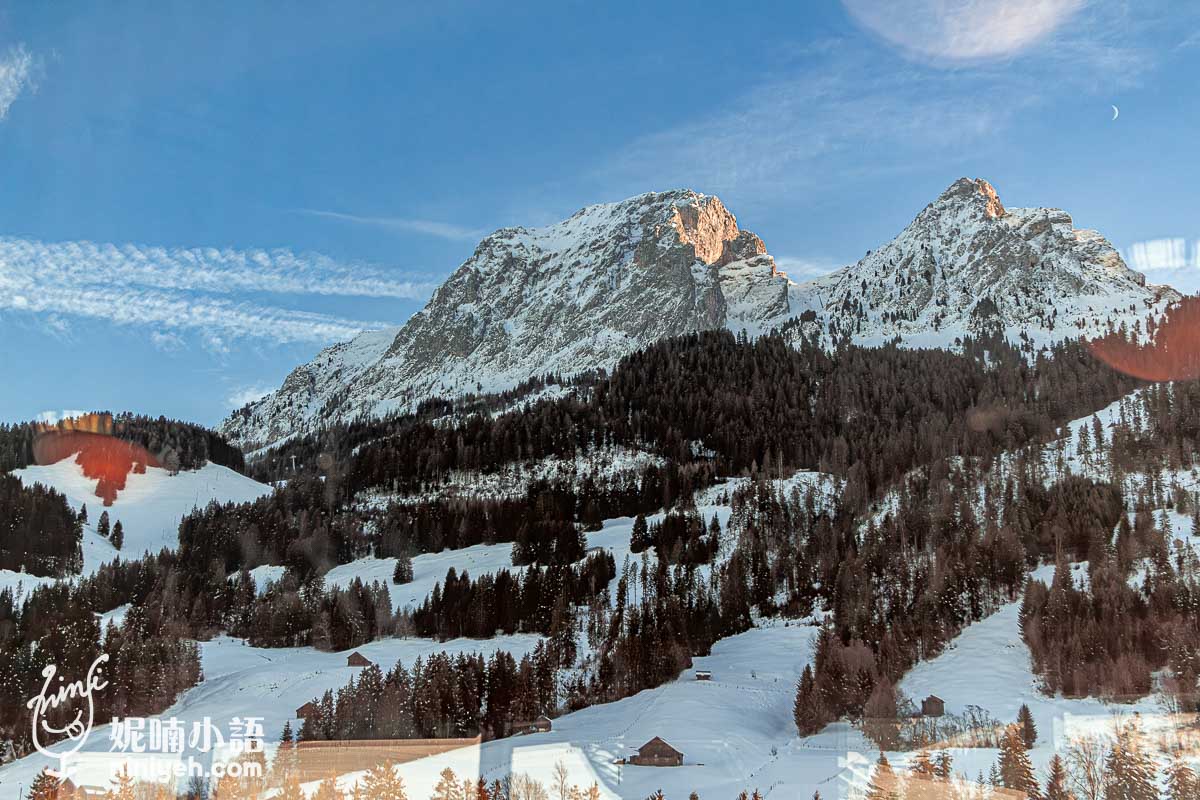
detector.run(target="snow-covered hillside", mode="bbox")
[0,633,545,796]
[222,179,1179,452]
[12,456,272,573]
[794,178,1178,350]
[221,189,800,450]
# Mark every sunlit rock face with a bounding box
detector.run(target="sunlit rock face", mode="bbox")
[221,189,797,450]
[790,177,1179,348]
[222,178,1180,451]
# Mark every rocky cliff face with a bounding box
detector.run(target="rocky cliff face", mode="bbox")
[223,179,1178,451]
[792,178,1178,349]
[222,190,796,449]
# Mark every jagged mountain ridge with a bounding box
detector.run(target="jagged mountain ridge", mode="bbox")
[224,189,797,449]
[793,178,1178,348]
[223,179,1177,450]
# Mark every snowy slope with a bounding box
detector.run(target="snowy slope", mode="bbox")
[793,178,1179,351]
[221,190,797,450]
[12,456,272,573]
[0,633,544,796]
[223,179,1180,452]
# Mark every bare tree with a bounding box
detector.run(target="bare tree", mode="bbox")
[552,760,571,800]
[1066,733,1110,800]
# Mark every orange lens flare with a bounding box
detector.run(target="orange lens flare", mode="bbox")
[1088,297,1200,382]
[32,413,160,506]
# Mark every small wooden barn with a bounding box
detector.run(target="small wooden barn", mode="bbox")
[296,701,319,719]
[695,670,712,681]
[347,651,374,668]
[921,695,945,717]
[630,736,684,767]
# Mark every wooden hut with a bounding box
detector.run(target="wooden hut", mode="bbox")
[921,695,945,717]
[630,736,684,767]
[346,651,374,668]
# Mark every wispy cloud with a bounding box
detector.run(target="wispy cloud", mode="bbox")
[0,280,393,344]
[0,43,37,120]
[1123,238,1200,272]
[599,1,1175,197]
[601,55,1014,195]
[296,209,485,241]
[0,237,436,299]
[0,236,411,346]
[841,0,1083,63]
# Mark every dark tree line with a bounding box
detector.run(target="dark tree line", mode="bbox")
[298,640,561,742]
[0,411,244,473]
[412,553,615,642]
[630,510,722,565]
[0,474,83,576]
[0,572,201,750]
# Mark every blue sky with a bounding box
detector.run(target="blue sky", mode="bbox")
[1,1,1198,426]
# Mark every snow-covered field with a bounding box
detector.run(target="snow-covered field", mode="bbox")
[3,427,1177,799]
[896,562,1162,783]
[12,456,272,573]
[0,633,545,796]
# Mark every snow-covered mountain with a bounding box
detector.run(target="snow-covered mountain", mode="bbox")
[222,190,798,449]
[793,177,1179,349]
[223,179,1177,450]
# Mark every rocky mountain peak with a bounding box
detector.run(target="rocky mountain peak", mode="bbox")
[794,177,1178,349]
[221,189,795,450]
[936,177,1007,219]
[222,178,1179,451]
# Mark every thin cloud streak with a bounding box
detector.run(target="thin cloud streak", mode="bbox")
[0,279,393,345]
[0,43,36,120]
[601,57,1013,195]
[0,236,408,345]
[296,208,485,241]
[0,236,436,300]
[599,3,1170,198]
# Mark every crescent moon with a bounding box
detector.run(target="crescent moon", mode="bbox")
[1111,105,1119,121]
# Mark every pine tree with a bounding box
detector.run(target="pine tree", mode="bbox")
[106,765,138,800]
[362,761,407,800]
[1104,722,1157,800]
[1044,754,1072,800]
[793,664,825,735]
[98,509,111,538]
[432,767,464,800]
[279,774,306,800]
[1017,704,1037,748]
[392,553,414,585]
[907,750,937,800]
[312,774,345,800]
[27,769,62,800]
[111,520,124,550]
[79,503,88,523]
[998,724,1040,800]
[933,752,952,781]
[1165,754,1195,800]
[867,752,898,800]
[631,514,649,552]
